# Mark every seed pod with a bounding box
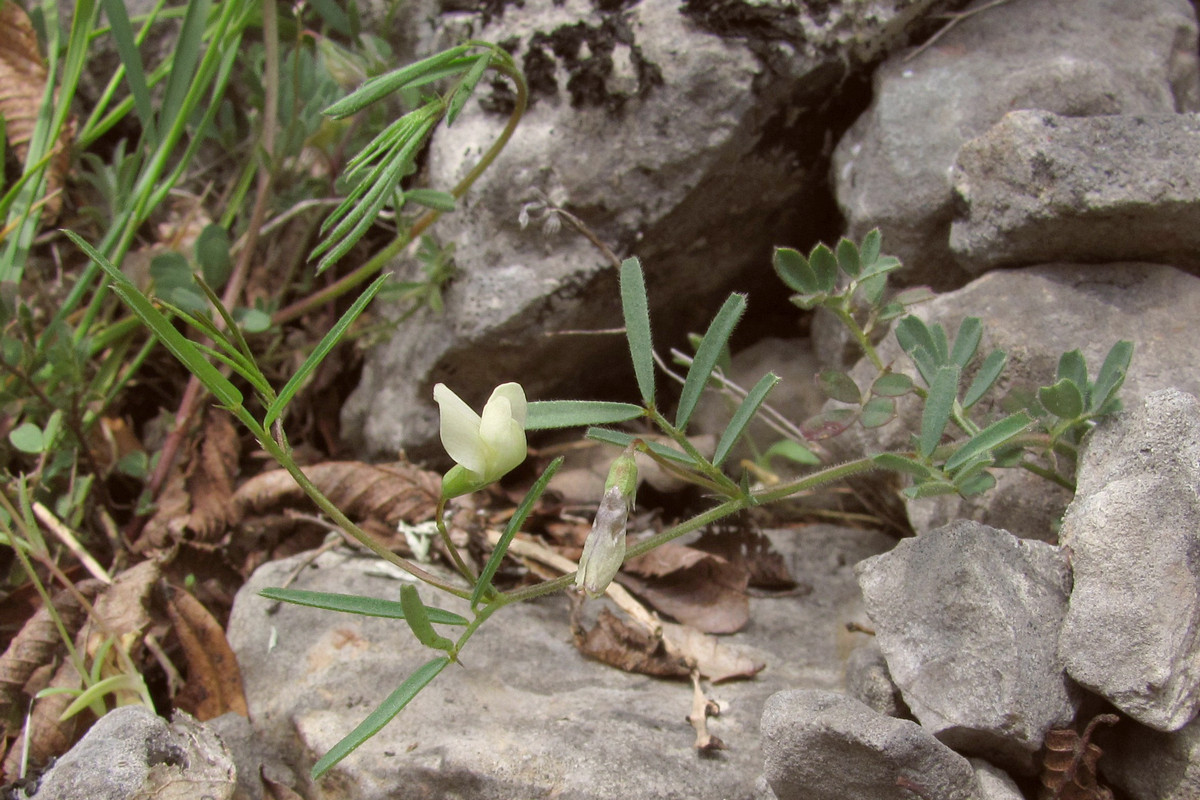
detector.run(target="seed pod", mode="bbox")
[575,445,638,598]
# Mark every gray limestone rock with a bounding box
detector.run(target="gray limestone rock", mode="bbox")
[29,706,235,800]
[342,0,963,462]
[1059,388,1200,731]
[812,263,1200,541]
[1101,714,1200,800]
[969,759,1025,800]
[760,689,980,800]
[226,525,893,799]
[845,639,906,719]
[856,521,1078,774]
[832,0,1199,289]
[950,111,1200,273]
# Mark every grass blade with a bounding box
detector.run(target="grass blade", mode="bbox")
[311,657,451,779]
[525,401,643,430]
[620,258,655,405]
[99,0,155,136]
[264,274,389,427]
[676,293,746,429]
[65,232,242,409]
[159,0,211,138]
[472,457,563,607]
[258,588,468,625]
[713,372,779,467]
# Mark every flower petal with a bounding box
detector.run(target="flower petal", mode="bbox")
[490,382,527,427]
[479,394,526,480]
[433,383,487,476]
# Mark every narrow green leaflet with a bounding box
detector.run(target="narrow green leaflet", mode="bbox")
[258,588,468,625]
[66,232,243,410]
[895,316,936,361]
[472,457,563,607]
[761,439,820,467]
[1038,378,1085,419]
[962,350,1007,409]
[676,293,746,429]
[311,656,451,779]
[818,370,861,404]
[586,428,695,466]
[1091,340,1133,413]
[872,372,913,397]
[919,365,959,459]
[324,46,472,118]
[159,0,212,140]
[808,244,838,291]
[403,189,457,212]
[835,237,860,277]
[873,452,934,479]
[620,258,655,405]
[950,317,982,369]
[943,412,1032,472]
[525,401,643,430]
[773,247,818,294]
[1056,349,1088,391]
[713,373,779,467]
[859,229,881,267]
[860,396,896,428]
[264,274,390,427]
[99,0,154,136]
[446,53,491,126]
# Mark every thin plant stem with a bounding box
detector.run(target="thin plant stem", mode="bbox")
[435,497,479,584]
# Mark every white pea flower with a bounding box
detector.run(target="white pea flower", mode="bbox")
[434,382,527,498]
[576,446,638,598]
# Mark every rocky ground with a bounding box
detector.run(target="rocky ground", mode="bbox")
[30,0,1200,797]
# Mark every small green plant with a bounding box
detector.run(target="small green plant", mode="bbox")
[83,214,1129,778]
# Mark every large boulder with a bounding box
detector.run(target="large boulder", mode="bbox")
[950,110,1200,273]
[856,521,1077,774]
[832,0,1199,289]
[1059,389,1200,731]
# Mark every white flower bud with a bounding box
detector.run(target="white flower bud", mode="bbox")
[575,447,637,598]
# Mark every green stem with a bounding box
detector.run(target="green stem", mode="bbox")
[435,497,478,584]
[271,51,529,326]
[833,304,884,372]
[255,421,472,599]
[646,408,742,497]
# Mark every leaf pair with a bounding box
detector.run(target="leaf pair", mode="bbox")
[773,229,911,314]
[1037,342,1132,423]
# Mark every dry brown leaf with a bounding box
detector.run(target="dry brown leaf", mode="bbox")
[1,657,86,780]
[569,600,689,679]
[1039,714,1119,800]
[0,580,104,739]
[660,622,764,683]
[232,460,441,527]
[620,542,749,634]
[164,587,247,721]
[85,560,160,660]
[184,410,240,541]
[0,2,71,221]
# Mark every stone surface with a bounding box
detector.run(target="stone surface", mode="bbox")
[1059,388,1200,731]
[226,525,893,799]
[1101,714,1200,800]
[30,706,235,800]
[813,263,1200,541]
[832,0,1199,289]
[950,110,1200,273]
[845,639,906,719]
[760,689,980,800]
[969,758,1025,800]
[856,521,1077,774]
[343,0,962,462]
